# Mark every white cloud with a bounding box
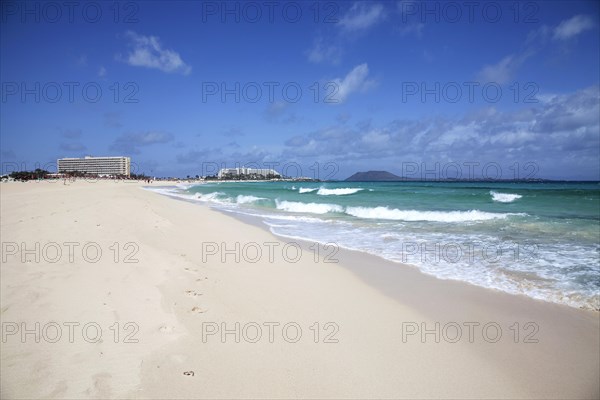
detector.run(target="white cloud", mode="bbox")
[535,93,559,105]
[264,101,300,124]
[330,63,376,103]
[98,66,106,78]
[553,15,595,40]
[281,86,600,179]
[119,31,191,75]
[478,55,516,84]
[305,3,384,64]
[306,37,342,64]
[525,25,551,45]
[339,2,385,32]
[478,52,531,84]
[473,14,593,90]
[361,129,390,150]
[478,15,594,87]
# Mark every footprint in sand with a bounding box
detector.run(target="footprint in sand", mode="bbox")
[159,325,175,334]
[191,306,206,314]
[184,290,202,297]
[84,373,112,398]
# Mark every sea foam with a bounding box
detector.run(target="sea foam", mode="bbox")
[197,191,227,202]
[236,195,266,204]
[275,200,343,214]
[345,206,516,222]
[490,191,522,203]
[317,187,363,195]
[298,187,318,193]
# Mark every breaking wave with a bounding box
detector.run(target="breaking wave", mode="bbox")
[298,187,318,193]
[491,191,522,203]
[317,187,363,196]
[275,200,344,214]
[345,206,520,222]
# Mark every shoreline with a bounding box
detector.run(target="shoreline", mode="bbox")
[1,181,598,399]
[149,185,600,356]
[230,207,599,313]
[147,183,600,312]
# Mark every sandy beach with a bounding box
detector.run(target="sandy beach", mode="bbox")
[1,180,598,399]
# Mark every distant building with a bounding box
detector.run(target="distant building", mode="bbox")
[217,167,281,180]
[57,156,131,177]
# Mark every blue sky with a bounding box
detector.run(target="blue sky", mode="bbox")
[1,0,599,180]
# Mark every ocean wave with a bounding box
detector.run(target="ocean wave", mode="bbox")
[317,187,364,196]
[196,191,226,202]
[345,206,518,222]
[490,191,522,203]
[144,187,233,205]
[175,183,195,190]
[298,187,318,193]
[275,200,343,214]
[236,195,266,204]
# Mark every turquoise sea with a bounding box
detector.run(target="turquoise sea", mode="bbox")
[152,181,600,310]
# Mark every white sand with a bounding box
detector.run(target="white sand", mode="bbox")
[1,180,598,399]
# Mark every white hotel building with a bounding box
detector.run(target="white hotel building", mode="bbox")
[57,156,131,177]
[217,167,281,179]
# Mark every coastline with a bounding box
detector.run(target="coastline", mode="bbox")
[1,180,598,399]
[148,180,600,311]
